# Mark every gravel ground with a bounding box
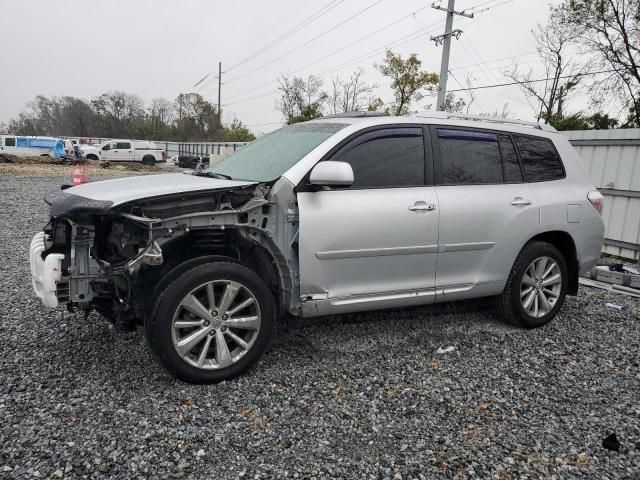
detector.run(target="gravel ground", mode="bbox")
[1,176,639,480]
[0,156,170,177]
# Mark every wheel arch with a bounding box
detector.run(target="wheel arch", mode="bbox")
[141,154,156,165]
[140,228,293,316]
[526,230,579,295]
[85,154,99,160]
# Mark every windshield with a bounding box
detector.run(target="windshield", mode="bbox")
[206,122,347,182]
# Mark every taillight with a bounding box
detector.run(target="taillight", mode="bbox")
[588,190,604,215]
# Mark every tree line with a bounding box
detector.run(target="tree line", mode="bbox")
[3,92,256,142]
[4,0,638,138]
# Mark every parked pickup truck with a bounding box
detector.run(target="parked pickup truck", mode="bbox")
[82,140,165,165]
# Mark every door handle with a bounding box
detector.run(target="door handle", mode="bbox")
[510,197,532,206]
[409,202,436,212]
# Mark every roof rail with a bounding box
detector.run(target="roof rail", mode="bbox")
[412,111,557,132]
[321,111,388,119]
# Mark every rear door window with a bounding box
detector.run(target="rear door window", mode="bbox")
[436,129,502,185]
[330,127,425,188]
[5,137,15,147]
[513,135,565,182]
[116,142,131,149]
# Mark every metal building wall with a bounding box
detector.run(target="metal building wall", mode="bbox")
[564,128,640,260]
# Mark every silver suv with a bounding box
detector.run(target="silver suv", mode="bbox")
[30,112,605,383]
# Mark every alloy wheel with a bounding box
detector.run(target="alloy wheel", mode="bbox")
[519,256,562,318]
[171,280,261,369]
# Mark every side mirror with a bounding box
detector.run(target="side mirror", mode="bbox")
[309,161,354,187]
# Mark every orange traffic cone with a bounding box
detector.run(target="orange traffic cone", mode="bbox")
[72,163,82,186]
[80,163,88,184]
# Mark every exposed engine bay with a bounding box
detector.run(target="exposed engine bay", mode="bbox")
[39,182,298,331]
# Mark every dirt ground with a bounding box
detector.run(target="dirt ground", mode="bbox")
[0,153,165,177]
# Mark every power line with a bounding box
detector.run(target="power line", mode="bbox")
[224,0,386,85]
[432,69,617,94]
[224,22,447,107]
[193,0,342,91]
[219,4,433,101]
[225,0,346,73]
[224,0,316,65]
[449,51,537,72]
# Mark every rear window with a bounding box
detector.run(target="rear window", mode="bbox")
[513,135,565,182]
[437,129,503,184]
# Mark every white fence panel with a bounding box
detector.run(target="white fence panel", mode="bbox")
[564,129,640,260]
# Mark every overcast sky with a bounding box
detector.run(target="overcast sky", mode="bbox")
[0,0,568,134]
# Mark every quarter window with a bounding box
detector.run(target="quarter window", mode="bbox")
[330,128,425,188]
[513,135,565,182]
[437,129,502,185]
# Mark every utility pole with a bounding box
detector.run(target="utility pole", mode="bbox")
[217,62,222,125]
[431,1,473,111]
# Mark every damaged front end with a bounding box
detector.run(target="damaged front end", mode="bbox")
[31,181,286,330]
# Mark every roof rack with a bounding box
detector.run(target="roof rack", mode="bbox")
[321,111,389,119]
[412,111,558,132]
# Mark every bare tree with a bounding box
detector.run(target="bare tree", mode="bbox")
[558,0,640,126]
[463,74,476,114]
[91,91,145,137]
[328,68,377,113]
[149,98,174,132]
[276,74,327,124]
[505,9,583,122]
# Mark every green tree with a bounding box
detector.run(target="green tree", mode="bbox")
[443,92,466,113]
[375,50,438,115]
[223,119,256,142]
[548,112,619,130]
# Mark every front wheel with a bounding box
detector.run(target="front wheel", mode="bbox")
[497,241,568,328]
[145,261,275,383]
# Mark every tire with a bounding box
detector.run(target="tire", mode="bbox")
[496,241,568,328]
[145,261,275,383]
[141,155,156,166]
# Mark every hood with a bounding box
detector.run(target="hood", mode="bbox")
[65,173,256,207]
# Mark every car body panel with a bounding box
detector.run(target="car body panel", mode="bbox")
[63,173,255,206]
[434,183,540,295]
[298,186,439,307]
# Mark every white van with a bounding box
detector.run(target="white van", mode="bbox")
[0,135,67,159]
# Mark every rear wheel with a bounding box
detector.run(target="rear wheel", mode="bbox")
[146,261,275,383]
[497,241,568,328]
[141,155,156,166]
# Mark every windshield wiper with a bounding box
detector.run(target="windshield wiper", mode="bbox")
[193,171,233,180]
